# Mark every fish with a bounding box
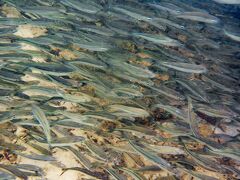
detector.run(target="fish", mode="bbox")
[106,144,137,154]
[108,105,150,118]
[19,6,66,17]
[141,142,185,155]
[22,86,58,98]
[58,111,88,121]
[0,18,30,26]
[195,103,238,119]
[32,105,51,144]
[60,0,102,14]
[0,68,25,82]
[15,164,43,176]
[179,165,218,180]
[0,171,15,180]
[0,142,26,151]
[176,79,209,102]
[157,122,191,137]
[202,75,236,93]
[176,12,220,24]
[28,64,74,76]
[187,97,200,137]
[26,141,52,155]
[205,145,240,162]
[65,147,92,170]
[84,141,108,161]
[224,29,240,42]
[0,43,21,51]
[133,33,182,47]
[118,167,146,180]
[153,103,188,121]
[72,41,111,52]
[186,98,240,161]
[151,18,185,30]
[38,136,85,147]
[61,167,107,179]
[104,168,126,180]
[181,139,228,173]
[160,62,207,74]
[0,164,28,180]
[69,59,107,70]
[212,0,240,4]
[112,86,143,98]
[112,71,154,87]
[112,6,152,21]
[56,90,92,103]
[129,140,180,176]
[83,111,117,122]
[14,151,56,161]
[105,19,137,36]
[148,85,185,101]
[120,62,155,79]
[77,24,115,37]
[115,126,156,137]
[148,2,184,15]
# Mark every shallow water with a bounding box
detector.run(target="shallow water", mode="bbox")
[0,0,239,179]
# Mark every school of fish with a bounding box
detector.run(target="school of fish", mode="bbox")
[0,0,239,179]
